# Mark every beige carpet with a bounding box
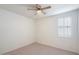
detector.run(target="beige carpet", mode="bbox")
[4,43,78,55]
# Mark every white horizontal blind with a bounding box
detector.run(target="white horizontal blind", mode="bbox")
[58,16,72,38]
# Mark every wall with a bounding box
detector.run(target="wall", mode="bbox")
[36,9,79,53]
[0,8,35,54]
[77,9,79,53]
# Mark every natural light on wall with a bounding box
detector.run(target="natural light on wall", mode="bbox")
[58,16,72,38]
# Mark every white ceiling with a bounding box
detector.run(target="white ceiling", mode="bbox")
[0,4,79,19]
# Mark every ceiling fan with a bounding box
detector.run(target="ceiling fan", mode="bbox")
[27,4,51,15]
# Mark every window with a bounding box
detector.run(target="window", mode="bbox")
[58,17,72,38]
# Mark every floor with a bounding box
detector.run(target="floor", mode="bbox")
[4,43,78,55]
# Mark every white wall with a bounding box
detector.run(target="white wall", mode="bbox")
[77,9,79,53]
[36,9,79,54]
[0,8,35,54]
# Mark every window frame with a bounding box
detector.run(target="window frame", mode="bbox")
[57,16,72,38]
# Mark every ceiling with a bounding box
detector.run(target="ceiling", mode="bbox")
[0,4,79,19]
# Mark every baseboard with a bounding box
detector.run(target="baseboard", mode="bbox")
[37,41,79,55]
[2,41,35,55]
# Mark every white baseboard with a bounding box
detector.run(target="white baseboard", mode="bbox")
[2,41,35,55]
[37,41,79,54]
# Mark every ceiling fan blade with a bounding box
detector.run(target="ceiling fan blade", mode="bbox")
[42,6,51,10]
[34,12,37,15]
[27,9,37,10]
[36,4,41,8]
